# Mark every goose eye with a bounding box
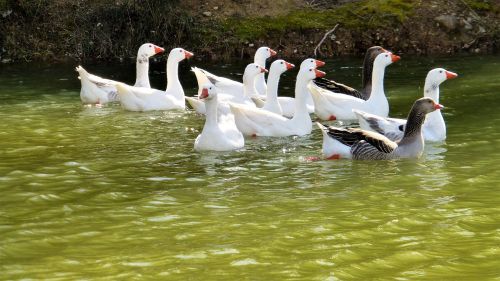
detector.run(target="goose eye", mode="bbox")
[179,50,182,52]
[281,62,283,64]
[309,69,312,72]
[149,44,152,48]
[209,87,212,90]
[439,70,443,73]
[255,66,258,68]
[385,54,388,57]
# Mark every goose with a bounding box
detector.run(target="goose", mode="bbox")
[76,43,164,105]
[194,83,244,151]
[313,46,387,100]
[186,63,268,114]
[189,46,276,101]
[317,97,443,160]
[229,67,326,137]
[259,59,295,115]
[113,48,193,111]
[309,51,400,120]
[354,68,458,142]
[252,58,325,117]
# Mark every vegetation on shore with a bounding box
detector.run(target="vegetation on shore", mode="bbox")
[0,0,498,62]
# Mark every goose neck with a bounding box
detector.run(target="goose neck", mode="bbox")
[266,69,281,101]
[135,55,150,88]
[423,79,440,103]
[204,97,218,128]
[292,75,310,119]
[243,74,258,97]
[368,62,386,101]
[166,58,181,92]
[401,106,426,141]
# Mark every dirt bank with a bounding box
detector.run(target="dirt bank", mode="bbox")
[0,0,498,63]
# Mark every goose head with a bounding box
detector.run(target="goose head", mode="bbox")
[300,58,325,70]
[255,46,277,62]
[243,63,268,81]
[366,46,387,61]
[138,43,164,58]
[374,51,400,68]
[199,83,217,100]
[426,68,458,86]
[270,59,295,75]
[414,97,444,114]
[299,67,326,82]
[168,48,194,63]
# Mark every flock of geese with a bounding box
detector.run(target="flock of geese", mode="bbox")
[76,44,457,160]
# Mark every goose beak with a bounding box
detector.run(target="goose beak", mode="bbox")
[285,61,295,70]
[260,67,268,73]
[315,60,326,67]
[390,53,401,62]
[184,51,194,59]
[315,69,326,78]
[446,71,458,79]
[434,103,444,110]
[199,88,209,99]
[270,49,277,56]
[154,46,165,54]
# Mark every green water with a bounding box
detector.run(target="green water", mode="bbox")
[1,55,499,280]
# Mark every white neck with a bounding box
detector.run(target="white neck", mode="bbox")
[423,80,445,138]
[368,62,386,101]
[203,96,218,131]
[165,58,184,100]
[243,73,258,98]
[292,74,311,121]
[263,69,281,109]
[254,55,267,95]
[134,55,150,88]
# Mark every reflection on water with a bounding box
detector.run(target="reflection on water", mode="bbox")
[1,55,500,280]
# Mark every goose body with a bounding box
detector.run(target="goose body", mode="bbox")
[317,97,443,160]
[76,43,164,105]
[115,48,193,111]
[310,51,400,120]
[194,84,244,151]
[313,46,387,100]
[229,67,326,137]
[354,68,457,142]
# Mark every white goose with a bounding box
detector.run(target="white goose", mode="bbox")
[354,68,458,142]
[259,59,295,115]
[76,43,164,105]
[317,97,444,160]
[113,48,193,111]
[186,63,268,114]
[194,83,244,151]
[229,67,326,137]
[309,51,400,120]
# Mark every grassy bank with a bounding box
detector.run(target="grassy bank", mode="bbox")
[0,0,498,62]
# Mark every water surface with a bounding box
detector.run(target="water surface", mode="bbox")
[1,55,499,280]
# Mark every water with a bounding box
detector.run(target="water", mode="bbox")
[1,55,499,280]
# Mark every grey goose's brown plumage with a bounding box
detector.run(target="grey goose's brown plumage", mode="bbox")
[317,97,444,160]
[313,46,388,100]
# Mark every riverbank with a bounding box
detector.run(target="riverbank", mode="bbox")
[0,0,498,62]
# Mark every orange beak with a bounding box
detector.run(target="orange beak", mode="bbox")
[434,103,444,110]
[184,50,194,59]
[154,46,165,54]
[270,49,277,56]
[285,61,295,70]
[391,53,401,62]
[260,67,268,73]
[315,69,326,78]
[199,88,209,99]
[315,60,325,67]
[446,71,458,79]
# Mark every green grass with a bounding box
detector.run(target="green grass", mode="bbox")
[223,0,416,41]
